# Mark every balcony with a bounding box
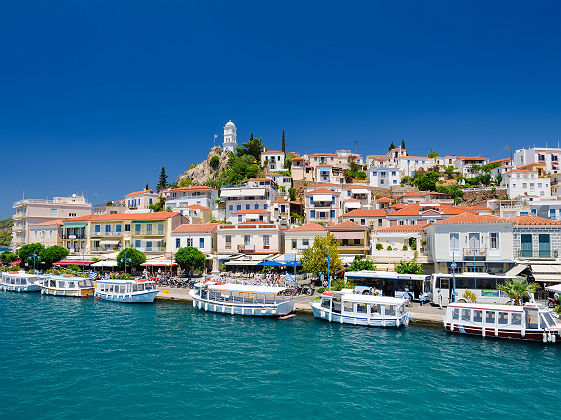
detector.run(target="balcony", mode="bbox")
[463,248,487,258]
[135,246,165,252]
[517,249,558,260]
[311,202,333,208]
[91,246,122,252]
[91,231,123,237]
[13,213,25,220]
[133,230,165,237]
[238,244,255,253]
[62,234,87,239]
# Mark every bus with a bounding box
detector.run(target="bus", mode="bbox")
[430,272,523,306]
[344,271,432,301]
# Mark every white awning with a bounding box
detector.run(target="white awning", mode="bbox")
[531,274,561,283]
[344,201,361,209]
[530,264,561,274]
[91,260,118,267]
[225,254,273,266]
[545,284,561,293]
[99,240,121,245]
[504,264,527,277]
[313,194,333,202]
[331,231,364,240]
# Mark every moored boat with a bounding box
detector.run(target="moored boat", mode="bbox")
[310,290,410,327]
[0,272,42,292]
[39,275,95,297]
[95,279,159,303]
[189,281,295,316]
[444,302,560,343]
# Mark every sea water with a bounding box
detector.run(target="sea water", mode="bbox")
[0,292,558,419]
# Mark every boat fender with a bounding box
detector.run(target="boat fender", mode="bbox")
[552,333,557,343]
[272,309,276,316]
[542,333,547,343]
[521,328,525,338]
[328,312,332,323]
[495,327,499,337]
[353,317,357,325]
[405,317,410,326]
[231,306,234,315]
[547,332,552,342]
[450,323,454,332]
[192,300,196,308]
[396,319,400,327]
[320,310,324,318]
[222,305,226,313]
[339,315,343,324]
[482,328,486,338]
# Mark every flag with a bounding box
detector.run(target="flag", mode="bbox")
[88,270,98,280]
[213,134,218,139]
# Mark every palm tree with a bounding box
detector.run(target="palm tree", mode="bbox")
[498,278,539,306]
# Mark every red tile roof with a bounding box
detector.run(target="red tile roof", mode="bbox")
[342,184,371,189]
[487,158,512,165]
[30,219,66,227]
[287,223,327,232]
[309,153,337,157]
[317,164,333,167]
[510,215,561,226]
[433,212,509,225]
[376,197,393,203]
[455,156,486,161]
[292,157,304,161]
[326,221,367,230]
[69,211,182,222]
[307,188,339,194]
[231,209,270,214]
[344,198,361,202]
[178,204,211,210]
[172,223,219,234]
[377,225,425,232]
[263,150,284,154]
[166,186,215,193]
[343,209,386,217]
[125,189,156,196]
[504,169,536,174]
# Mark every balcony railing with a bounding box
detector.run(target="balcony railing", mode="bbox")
[91,247,122,252]
[62,234,87,239]
[238,244,255,252]
[91,231,123,237]
[463,248,487,258]
[132,230,165,237]
[311,202,333,208]
[135,246,165,252]
[517,249,558,259]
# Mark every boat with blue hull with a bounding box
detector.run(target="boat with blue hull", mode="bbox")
[95,279,159,303]
[189,281,294,316]
[311,290,410,327]
[1,272,42,292]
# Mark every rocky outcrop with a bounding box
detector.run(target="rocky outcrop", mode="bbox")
[177,147,231,186]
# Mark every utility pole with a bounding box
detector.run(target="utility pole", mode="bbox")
[506,145,513,162]
[354,140,358,155]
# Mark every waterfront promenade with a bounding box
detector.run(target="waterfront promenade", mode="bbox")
[155,286,444,326]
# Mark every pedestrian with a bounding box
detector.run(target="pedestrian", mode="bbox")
[437,289,443,310]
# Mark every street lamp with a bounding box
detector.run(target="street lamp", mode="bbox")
[451,251,457,303]
[28,252,39,273]
[326,249,332,290]
[120,249,131,278]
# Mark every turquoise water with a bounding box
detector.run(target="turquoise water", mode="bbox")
[0,292,559,419]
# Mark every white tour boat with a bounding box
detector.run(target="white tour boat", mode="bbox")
[310,290,410,327]
[0,272,42,292]
[95,279,159,303]
[189,281,295,316]
[39,275,95,297]
[444,302,560,343]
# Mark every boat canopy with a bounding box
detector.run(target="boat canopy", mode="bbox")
[206,283,288,295]
[333,293,408,305]
[96,279,155,285]
[447,302,529,312]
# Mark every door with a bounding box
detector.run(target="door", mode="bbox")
[468,233,480,250]
[538,234,550,258]
[524,307,539,329]
[521,234,533,258]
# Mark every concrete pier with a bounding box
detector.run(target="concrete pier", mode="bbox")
[155,287,444,327]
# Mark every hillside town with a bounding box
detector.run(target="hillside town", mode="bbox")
[4,121,561,305]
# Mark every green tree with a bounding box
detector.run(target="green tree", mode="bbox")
[288,187,297,201]
[210,155,220,169]
[394,260,424,274]
[0,250,17,264]
[427,151,439,158]
[207,154,261,188]
[388,142,396,151]
[178,178,192,187]
[157,167,168,191]
[17,243,45,268]
[284,152,298,171]
[301,234,342,278]
[401,138,406,149]
[145,184,149,190]
[39,246,70,268]
[281,129,286,153]
[497,278,539,306]
[175,246,206,275]
[412,170,440,191]
[116,248,146,270]
[436,185,464,204]
[236,134,264,161]
[347,257,376,272]
[444,166,456,176]
[496,173,502,185]
[149,197,166,212]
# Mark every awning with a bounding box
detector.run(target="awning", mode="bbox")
[55,260,94,266]
[341,256,358,264]
[331,231,364,240]
[531,274,561,283]
[545,284,561,293]
[504,264,528,277]
[99,240,121,245]
[530,264,561,274]
[91,260,118,267]
[63,223,87,229]
[225,254,272,266]
[140,262,178,267]
[313,194,333,202]
[345,201,361,209]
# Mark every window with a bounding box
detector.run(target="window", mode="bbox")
[310,210,315,218]
[263,235,270,247]
[69,213,76,217]
[186,238,193,247]
[135,240,141,248]
[511,313,522,325]
[199,238,204,248]
[549,209,556,219]
[330,210,335,218]
[461,309,471,322]
[452,308,459,320]
[485,311,496,324]
[50,208,57,218]
[292,239,297,249]
[225,235,232,248]
[146,224,152,234]
[489,232,499,250]
[468,233,480,249]
[246,204,250,210]
[176,238,181,248]
[124,224,131,232]
[498,312,509,325]
[115,224,122,233]
[378,219,382,227]
[473,310,482,323]
[255,204,259,210]
[303,239,309,247]
[135,224,141,234]
[244,235,251,246]
[49,230,53,238]
[343,301,354,313]
[94,224,101,233]
[105,224,111,233]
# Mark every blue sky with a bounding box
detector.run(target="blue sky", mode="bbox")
[1,0,559,217]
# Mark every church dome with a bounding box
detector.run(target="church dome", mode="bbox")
[224,120,236,128]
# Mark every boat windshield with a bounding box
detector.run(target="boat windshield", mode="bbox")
[78,279,93,288]
[541,312,557,328]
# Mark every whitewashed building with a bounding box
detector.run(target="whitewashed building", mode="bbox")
[221,178,277,224]
[369,167,400,188]
[514,146,561,172]
[222,120,237,152]
[216,222,283,254]
[171,223,218,254]
[501,169,551,199]
[165,186,218,210]
[284,223,328,255]
[261,150,286,171]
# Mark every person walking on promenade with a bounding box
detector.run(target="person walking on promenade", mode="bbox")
[437,289,443,310]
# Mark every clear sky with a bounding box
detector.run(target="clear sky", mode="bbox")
[1,0,560,217]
